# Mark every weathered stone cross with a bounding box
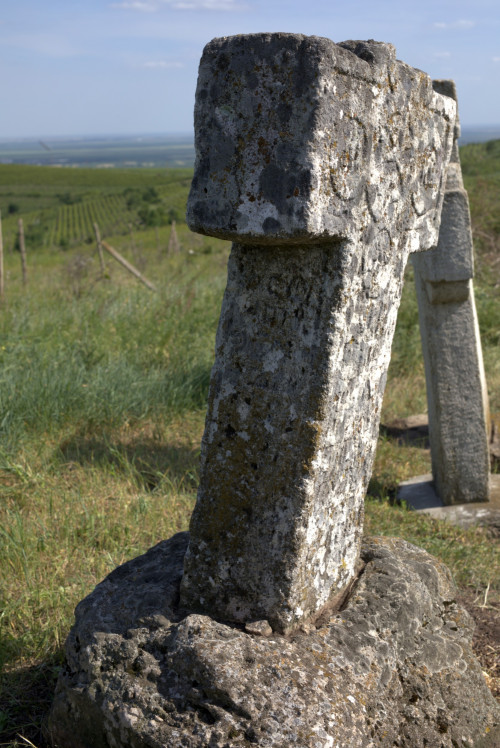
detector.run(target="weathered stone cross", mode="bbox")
[412,79,491,505]
[180,33,456,634]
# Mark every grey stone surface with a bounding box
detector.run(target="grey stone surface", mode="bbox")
[411,80,491,505]
[181,34,456,633]
[48,532,500,748]
[399,473,500,535]
[187,34,455,248]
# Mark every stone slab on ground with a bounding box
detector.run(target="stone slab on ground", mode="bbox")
[399,473,500,535]
[48,532,500,748]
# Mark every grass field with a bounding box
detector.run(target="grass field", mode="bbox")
[0,141,499,747]
[0,164,193,255]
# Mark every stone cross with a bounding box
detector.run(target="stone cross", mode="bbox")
[411,80,491,505]
[180,33,456,634]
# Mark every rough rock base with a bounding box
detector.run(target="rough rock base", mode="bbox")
[48,533,500,748]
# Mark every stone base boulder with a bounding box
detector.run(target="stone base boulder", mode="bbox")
[48,533,500,747]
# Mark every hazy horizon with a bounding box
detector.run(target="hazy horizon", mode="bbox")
[1,125,500,146]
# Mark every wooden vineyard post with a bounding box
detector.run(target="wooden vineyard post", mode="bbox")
[0,210,4,303]
[93,222,106,276]
[18,218,27,286]
[167,221,180,254]
[129,223,137,252]
[101,240,157,292]
[129,223,144,267]
[155,226,161,258]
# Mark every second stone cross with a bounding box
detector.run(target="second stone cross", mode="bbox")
[181,33,456,634]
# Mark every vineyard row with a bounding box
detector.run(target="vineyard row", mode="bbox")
[49,195,131,246]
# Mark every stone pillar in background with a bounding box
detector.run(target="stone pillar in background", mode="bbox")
[181,33,456,634]
[411,80,490,505]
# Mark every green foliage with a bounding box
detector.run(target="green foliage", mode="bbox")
[460,138,500,178]
[387,263,423,377]
[461,140,500,268]
[56,192,81,205]
[13,217,49,253]
[458,139,500,411]
[125,186,178,227]
[124,187,142,209]
[365,497,499,591]
[138,203,169,226]
[142,186,160,203]
[0,150,498,747]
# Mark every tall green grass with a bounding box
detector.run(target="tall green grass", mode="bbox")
[0,149,498,747]
[0,272,221,448]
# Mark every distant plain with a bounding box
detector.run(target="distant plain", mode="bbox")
[0,134,195,169]
[1,127,500,170]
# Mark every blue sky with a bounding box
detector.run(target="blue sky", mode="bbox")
[1,0,499,138]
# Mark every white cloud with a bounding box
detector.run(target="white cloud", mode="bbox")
[433,51,451,58]
[110,1,157,10]
[493,56,500,63]
[433,19,475,30]
[143,60,184,68]
[111,0,248,10]
[168,0,248,8]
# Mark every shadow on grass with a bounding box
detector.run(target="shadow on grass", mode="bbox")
[366,476,398,505]
[379,420,430,449]
[0,655,62,748]
[56,431,200,492]
[368,420,431,504]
